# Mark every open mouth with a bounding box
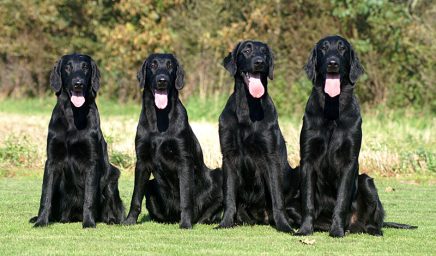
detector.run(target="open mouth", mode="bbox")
[71,91,85,107]
[154,89,168,109]
[325,72,341,98]
[243,72,265,98]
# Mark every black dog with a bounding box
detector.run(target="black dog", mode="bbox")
[30,54,125,228]
[215,41,296,233]
[295,35,417,237]
[122,54,223,228]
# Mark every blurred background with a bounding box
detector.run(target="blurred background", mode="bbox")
[1,0,435,116]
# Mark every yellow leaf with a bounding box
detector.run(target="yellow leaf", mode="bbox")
[299,238,315,245]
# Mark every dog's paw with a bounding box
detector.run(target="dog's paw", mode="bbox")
[60,218,70,224]
[179,221,193,229]
[367,227,383,236]
[122,217,137,226]
[33,219,49,228]
[294,224,313,236]
[329,227,345,238]
[276,223,295,234]
[82,219,96,229]
[214,218,234,229]
[29,216,38,223]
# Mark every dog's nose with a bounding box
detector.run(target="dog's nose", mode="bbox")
[327,59,339,69]
[157,77,168,87]
[73,80,84,90]
[253,57,266,68]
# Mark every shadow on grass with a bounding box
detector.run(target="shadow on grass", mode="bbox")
[138,214,150,224]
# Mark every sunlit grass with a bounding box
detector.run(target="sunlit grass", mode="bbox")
[0,179,433,255]
[0,98,435,176]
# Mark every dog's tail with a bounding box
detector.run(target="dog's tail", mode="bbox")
[383,222,418,229]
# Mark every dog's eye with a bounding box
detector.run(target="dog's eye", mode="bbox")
[65,66,71,71]
[321,46,327,51]
[340,46,346,51]
[244,49,251,54]
[168,64,173,69]
[83,66,88,72]
[150,63,157,69]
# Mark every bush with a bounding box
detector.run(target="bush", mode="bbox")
[0,0,435,112]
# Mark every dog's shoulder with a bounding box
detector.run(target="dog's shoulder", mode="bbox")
[219,93,237,119]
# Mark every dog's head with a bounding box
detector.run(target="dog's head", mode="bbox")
[50,53,100,107]
[303,35,364,97]
[223,41,274,98]
[137,53,184,110]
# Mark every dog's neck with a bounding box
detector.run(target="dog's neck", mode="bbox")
[312,75,356,120]
[234,75,266,125]
[143,89,178,133]
[324,93,339,120]
[58,90,93,130]
[71,104,90,130]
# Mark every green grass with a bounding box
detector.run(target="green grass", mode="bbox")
[0,178,434,255]
[1,98,435,254]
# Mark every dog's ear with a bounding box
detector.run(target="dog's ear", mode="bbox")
[266,44,274,80]
[90,57,101,93]
[137,57,148,90]
[222,42,242,76]
[50,57,63,93]
[349,45,364,84]
[302,44,317,82]
[174,57,185,90]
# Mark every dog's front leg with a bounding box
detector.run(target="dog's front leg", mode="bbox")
[123,160,152,225]
[267,160,295,234]
[329,161,358,238]
[295,161,317,236]
[32,161,59,227]
[82,163,99,228]
[215,157,239,229]
[178,162,194,229]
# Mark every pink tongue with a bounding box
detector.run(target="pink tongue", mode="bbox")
[71,91,85,107]
[325,73,341,97]
[247,73,265,98]
[155,89,168,109]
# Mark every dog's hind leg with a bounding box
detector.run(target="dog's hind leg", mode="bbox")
[145,179,167,223]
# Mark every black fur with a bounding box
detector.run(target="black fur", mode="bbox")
[122,54,223,229]
[295,35,417,237]
[29,53,125,228]
[215,41,296,233]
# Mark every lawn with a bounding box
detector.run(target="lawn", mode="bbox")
[0,98,435,255]
[0,178,434,255]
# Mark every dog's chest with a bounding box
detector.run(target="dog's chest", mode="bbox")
[148,136,184,178]
[49,127,95,156]
[239,125,269,154]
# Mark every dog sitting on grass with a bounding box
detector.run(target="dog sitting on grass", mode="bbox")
[30,53,125,228]
[295,35,417,237]
[122,54,223,228]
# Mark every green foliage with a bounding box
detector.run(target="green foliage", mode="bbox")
[0,0,435,112]
[0,135,37,167]
[399,149,436,174]
[110,150,135,171]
